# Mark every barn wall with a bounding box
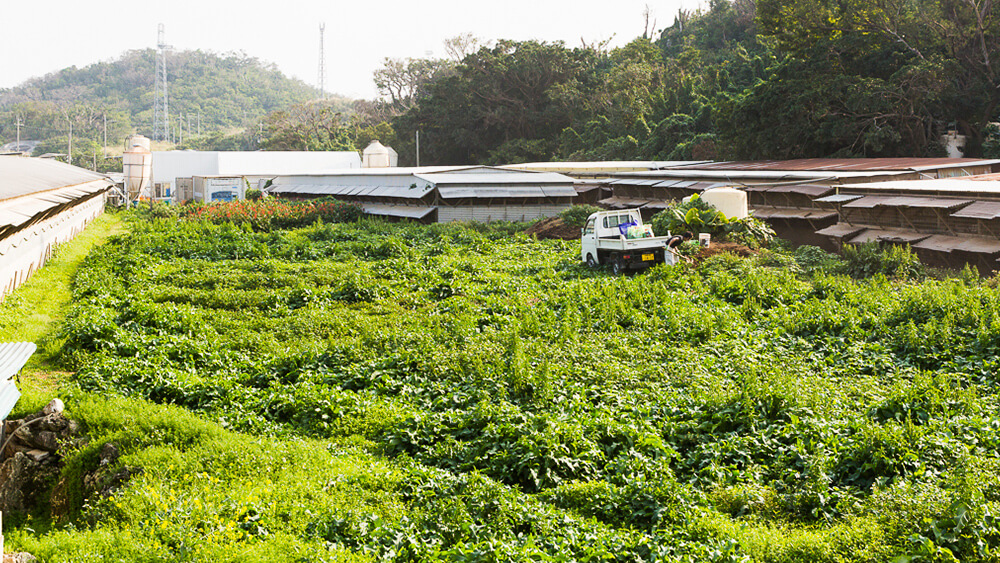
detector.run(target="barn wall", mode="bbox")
[437,204,571,223]
[0,195,105,298]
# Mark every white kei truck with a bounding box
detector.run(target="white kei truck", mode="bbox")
[580,209,679,274]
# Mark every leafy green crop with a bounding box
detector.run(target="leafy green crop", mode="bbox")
[30,212,1000,562]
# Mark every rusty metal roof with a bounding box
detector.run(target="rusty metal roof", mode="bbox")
[815,194,864,204]
[751,207,837,220]
[843,196,972,209]
[661,158,1000,172]
[816,223,866,239]
[950,201,1000,219]
[599,196,650,209]
[848,229,930,245]
[914,234,1000,254]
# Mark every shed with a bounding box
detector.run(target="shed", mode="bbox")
[269,166,577,223]
[0,157,110,298]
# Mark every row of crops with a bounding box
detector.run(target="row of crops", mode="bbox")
[24,214,1000,561]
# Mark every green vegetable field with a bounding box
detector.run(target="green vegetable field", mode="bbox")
[8,214,1000,562]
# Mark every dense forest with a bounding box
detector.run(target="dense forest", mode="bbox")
[370,0,1000,165]
[4,0,1000,168]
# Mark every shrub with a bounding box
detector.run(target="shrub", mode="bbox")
[841,242,925,280]
[559,204,601,228]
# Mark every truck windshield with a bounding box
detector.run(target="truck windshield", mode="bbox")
[584,218,595,234]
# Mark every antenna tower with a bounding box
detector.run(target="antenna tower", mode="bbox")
[153,24,173,141]
[318,23,326,99]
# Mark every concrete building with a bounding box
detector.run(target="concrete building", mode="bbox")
[0,156,110,298]
[269,166,577,223]
[153,151,362,202]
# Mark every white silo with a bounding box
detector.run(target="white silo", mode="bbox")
[701,187,748,219]
[362,140,398,168]
[122,135,153,202]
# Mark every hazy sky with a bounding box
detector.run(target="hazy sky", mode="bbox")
[0,0,696,100]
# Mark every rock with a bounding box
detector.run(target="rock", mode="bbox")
[42,398,64,415]
[2,413,80,460]
[4,553,39,563]
[24,449,49,462]
[0,451,60,512]
[83,443,142,499]
[51,442,142,522]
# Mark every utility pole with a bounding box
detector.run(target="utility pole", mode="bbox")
[103,114,107,159]
[15,115,22,150]
[68,122,72,165]
[415,130,420,167]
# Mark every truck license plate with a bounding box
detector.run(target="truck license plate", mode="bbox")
[642,253,654,261]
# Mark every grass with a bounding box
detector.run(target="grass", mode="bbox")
[7,212,1000,562]
[0,212,124,389]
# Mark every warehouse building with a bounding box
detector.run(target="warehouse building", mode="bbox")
[0,157,110,298]
[154,150,362,202]
[815,177,1000,271]
[602,159,1000,248]
[269,166,577,223]
[502,160,709,204]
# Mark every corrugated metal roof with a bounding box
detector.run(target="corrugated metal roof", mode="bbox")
[848,229,930,245]
[914,234,1000,254]
[418,171,574,185]
[751,207,837,220]
[839,179,1000,194]
[540,186,578,197]
[0,156,110,202]
[272,183,433,199]
[361,204,436,219]
[772,185,835,197]
[742,184,833,196]
[616,169,912,181]
[598,196,649,209]
[815,194,864,204]
[643,200,673,209]
[500,161,707,173]
[950,201,1000,219]
[438,186,556,199]
[0,181,108,231]
[844,195,972,209]
[661,158,1000,172]
[816,223,866,239]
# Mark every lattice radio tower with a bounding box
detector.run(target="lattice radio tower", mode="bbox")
[318,23,326,99]
[153,24,173,141]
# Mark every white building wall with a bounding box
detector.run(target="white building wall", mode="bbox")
[438,204,570,223]
[153,151,362,186]
[0,195,105,298]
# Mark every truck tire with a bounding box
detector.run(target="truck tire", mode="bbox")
[611,256,624,275]
[586,253,597,268]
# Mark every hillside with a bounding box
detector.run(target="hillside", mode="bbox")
[0,50,349,162]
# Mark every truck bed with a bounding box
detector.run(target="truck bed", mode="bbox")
[594,236,671,251]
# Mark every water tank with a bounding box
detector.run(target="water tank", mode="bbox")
[122,136,152,201]
[701,187,748,219]
[362,140,398,168]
